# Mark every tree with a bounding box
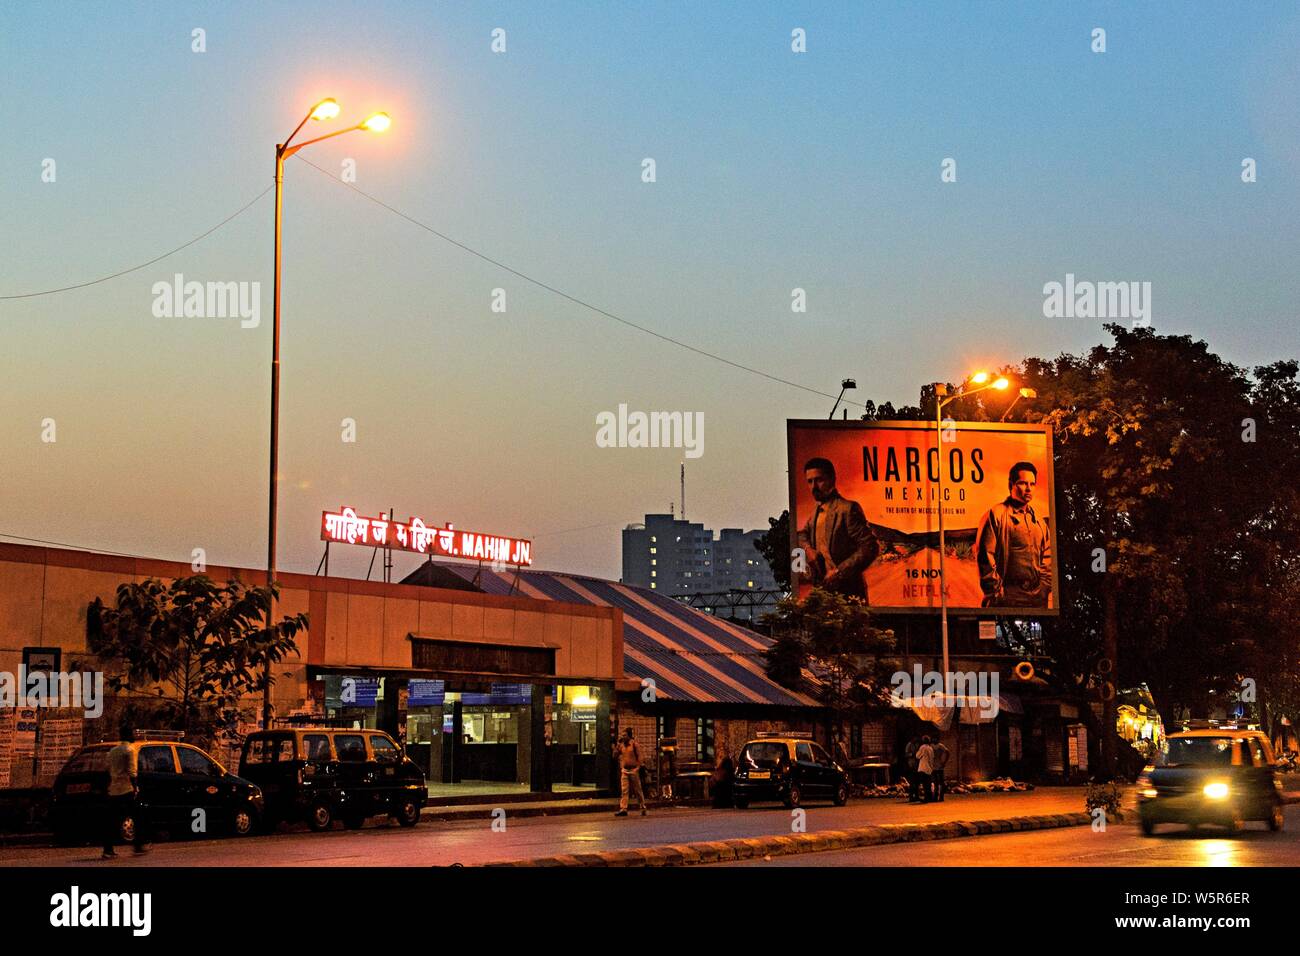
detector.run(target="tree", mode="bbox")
[762,588,898,737]
[87,575,308,743]
[1014,327,1300,773]
[754,510,791,591]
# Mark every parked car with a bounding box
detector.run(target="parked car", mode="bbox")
[51,737,264,844]
[239,728,426,831]
[731,732,849,809]
[1137,726,1284,835]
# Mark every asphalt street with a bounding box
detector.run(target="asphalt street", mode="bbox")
[721,804,1300,866]
[0,788,1086,867]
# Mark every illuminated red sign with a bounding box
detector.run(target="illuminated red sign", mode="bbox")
[320,507,533,566]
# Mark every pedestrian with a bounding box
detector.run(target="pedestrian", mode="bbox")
[833,728,851,768]
[915,735,935,804]
[102,726,148,859]
[613,727,647,817]
[711,748,734,809]
[904,735,922,802]
[931,738,950,802]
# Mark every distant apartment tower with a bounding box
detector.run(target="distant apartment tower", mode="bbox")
[621,514,712,597]
[711,527,773,593]
[621,514,779,619]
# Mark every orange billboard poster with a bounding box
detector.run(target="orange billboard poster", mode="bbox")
[786,420,1058,615]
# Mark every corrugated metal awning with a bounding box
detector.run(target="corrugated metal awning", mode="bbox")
[408,562,820,709]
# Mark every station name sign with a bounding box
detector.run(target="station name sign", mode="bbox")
[320,507,533,566]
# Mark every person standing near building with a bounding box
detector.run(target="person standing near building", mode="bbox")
[613,727,647,817]
[915,736,936,804]
[904,734,922,803]
[711,747,734,809]
[833,727,852,768]
[102,727,148,859]
[931,738,950,802]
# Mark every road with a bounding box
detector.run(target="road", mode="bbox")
[0,788,1086,867]
[720,804,1300,866]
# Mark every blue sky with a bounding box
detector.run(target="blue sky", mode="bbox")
[2,1,1297,580]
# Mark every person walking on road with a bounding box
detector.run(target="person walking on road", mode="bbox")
[102,727,149,859]
[931,739,950,802]
[613,727,647,817]
[915,736,936,804]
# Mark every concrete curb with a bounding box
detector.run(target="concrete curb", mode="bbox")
[484,808,1137,867]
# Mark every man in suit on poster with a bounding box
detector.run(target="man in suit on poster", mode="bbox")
[798,457,880,601]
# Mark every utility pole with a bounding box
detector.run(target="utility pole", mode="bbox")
[680,462,686,521]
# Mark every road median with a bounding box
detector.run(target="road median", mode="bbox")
[487,807,1133,867]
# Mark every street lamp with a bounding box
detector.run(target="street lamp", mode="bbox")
[1000,387,1037,423]
[828,378,856,419]
[264,98,391,727]
[932,372,1010,681]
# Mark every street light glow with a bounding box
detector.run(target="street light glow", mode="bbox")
[310,98,340,121]
[362,112,392,133]
[969,371,990,385]
[993,377,1010,390]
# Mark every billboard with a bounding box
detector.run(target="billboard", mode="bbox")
[787,420,1058,615]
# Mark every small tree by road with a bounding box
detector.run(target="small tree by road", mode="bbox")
[762,588,898,739]
[87,575,308,744]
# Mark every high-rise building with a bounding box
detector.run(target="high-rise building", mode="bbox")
[621,514,780,619]
[711,527,772,593]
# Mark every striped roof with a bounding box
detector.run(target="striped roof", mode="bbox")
[423,563,820,709]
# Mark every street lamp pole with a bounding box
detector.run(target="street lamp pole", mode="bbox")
[262,100,391,728]
[932,372,1009,785]
[932,374,1010,684]
[935,393,951,680]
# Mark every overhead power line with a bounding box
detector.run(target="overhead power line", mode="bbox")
[0,186,273,300]
[2,164,864,410]
[0,531,146,559]
[293,154,864,409]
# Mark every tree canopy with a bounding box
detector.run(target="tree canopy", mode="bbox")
[762,587,898,734]
[87,575,308,742]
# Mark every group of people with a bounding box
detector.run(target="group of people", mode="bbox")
[904,734,950,803]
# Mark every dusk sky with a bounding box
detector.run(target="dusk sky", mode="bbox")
[3,1,1298,582]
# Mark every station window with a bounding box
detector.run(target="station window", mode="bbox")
[696,718,715,762]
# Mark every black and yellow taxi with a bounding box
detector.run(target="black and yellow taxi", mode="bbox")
[239,728,426,831]
[51,735,264,844]
[1137,724,1284,836]
[731,732,849,809]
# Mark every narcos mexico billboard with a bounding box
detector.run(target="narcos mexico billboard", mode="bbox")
[786,420,1059,615]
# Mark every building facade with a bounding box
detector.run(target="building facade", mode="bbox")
[621,514,779,620]
[0,543,624,800]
